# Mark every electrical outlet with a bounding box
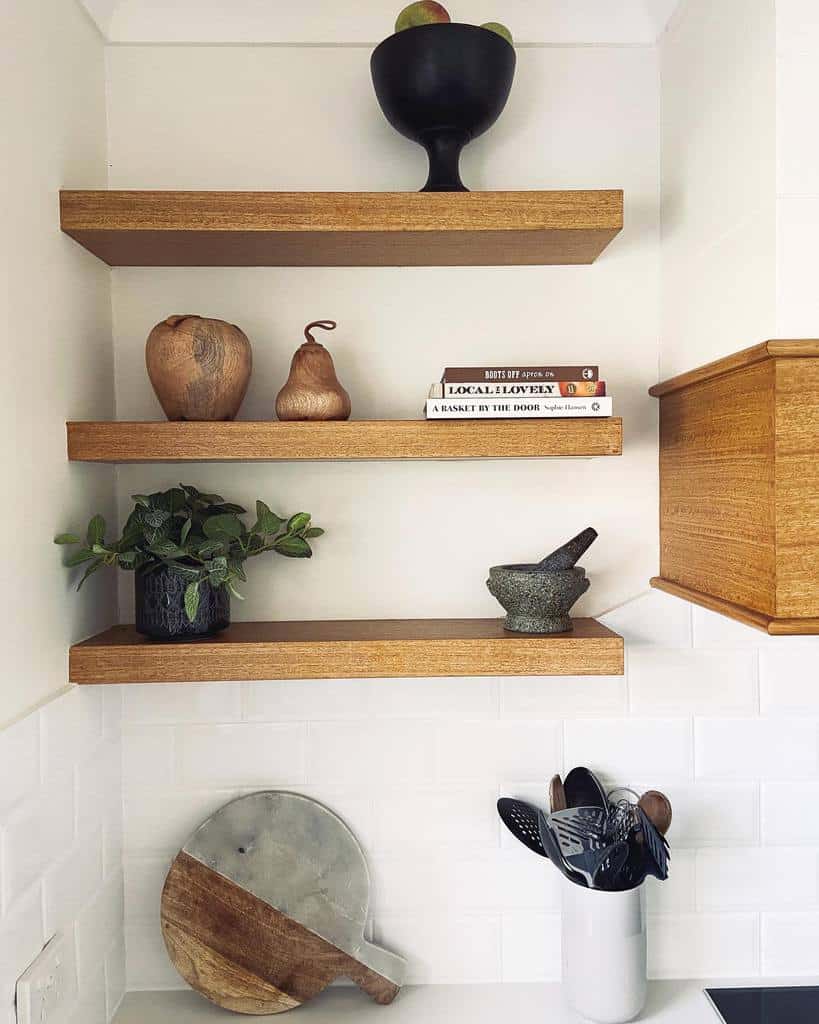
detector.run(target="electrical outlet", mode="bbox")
[15,933,78,1024]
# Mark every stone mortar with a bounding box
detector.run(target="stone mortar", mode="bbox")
[486,564,590,634]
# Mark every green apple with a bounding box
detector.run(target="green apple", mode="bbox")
[395,1,451,33]
[480,21,514,45]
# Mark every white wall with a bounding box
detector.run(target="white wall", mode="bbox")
[84,0,681,45]
[659,0,777,377]
[0,2,123,1018]
[775,0,819,334]
[1,0,117,728]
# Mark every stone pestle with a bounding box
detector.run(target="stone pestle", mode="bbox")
[536,528,598,571]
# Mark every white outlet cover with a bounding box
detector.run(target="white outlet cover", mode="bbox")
[15,933,78,1024]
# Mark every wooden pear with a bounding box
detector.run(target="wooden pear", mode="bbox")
[275,320,351,421]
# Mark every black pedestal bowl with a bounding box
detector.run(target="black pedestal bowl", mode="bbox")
[371,23,516,192]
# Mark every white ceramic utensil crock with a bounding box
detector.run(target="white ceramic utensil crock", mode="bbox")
[562,878,647,1023]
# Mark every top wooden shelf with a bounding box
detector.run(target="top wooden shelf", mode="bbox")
[59,190,623,267]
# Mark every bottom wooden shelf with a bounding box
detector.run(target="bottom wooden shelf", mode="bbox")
[68,618,624,683]
[650,577,819,636]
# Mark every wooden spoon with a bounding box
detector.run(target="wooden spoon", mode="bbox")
[638,790,672,836]
[549,774,567,813]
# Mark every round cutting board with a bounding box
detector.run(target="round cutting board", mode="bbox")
[160,791,406,1015]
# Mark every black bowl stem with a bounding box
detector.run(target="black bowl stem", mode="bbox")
[422,132,469,192]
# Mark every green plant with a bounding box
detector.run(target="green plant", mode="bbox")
[55,484,324,621]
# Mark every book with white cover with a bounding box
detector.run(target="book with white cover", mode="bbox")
[425,396,613,419]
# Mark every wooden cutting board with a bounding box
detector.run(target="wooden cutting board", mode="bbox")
[160,792,406,1015]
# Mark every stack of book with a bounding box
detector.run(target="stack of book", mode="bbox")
[425,365,612,420]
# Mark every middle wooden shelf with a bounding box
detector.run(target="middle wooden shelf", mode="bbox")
[66,418,623,462]
[69,618,624,684]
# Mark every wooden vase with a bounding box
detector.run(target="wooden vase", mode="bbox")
[146,314,252,421]
[275,320,351,421]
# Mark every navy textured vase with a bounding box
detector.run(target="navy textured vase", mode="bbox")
[135,566,230,640]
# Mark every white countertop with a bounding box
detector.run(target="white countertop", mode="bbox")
[113,980,819,1023]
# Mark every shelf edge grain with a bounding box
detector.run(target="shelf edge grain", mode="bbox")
[68,618,625,683]
[66,419,624,462]
[59,190,624,267]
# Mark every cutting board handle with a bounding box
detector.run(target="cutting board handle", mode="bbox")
[346,940,406,1005]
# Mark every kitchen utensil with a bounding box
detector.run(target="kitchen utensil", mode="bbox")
[497,797,548,858]
[537,810,588,887]
[548,806,624,888]
[536,527,598,571]
[636,805,670,881]
[161,791,405,1014]
[549,774,567,813]
[638,789,672,836]
[563,766,609,810]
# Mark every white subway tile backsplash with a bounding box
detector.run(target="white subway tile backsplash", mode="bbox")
[646,849,696,913]
[373,785,498,852]
[105,939,127,1019]
[124,682,241,724]
[123,788,241,857]
[436,720,561,782]
[176,723,306,786]
[43,830,105,935]
[124,858,169,925]
[760,649,819,715]
[564,718,693,780]
[124,920,182,990]
[501,676,627,718]
[0,885,44,1013]
[1,772,75,911]
[600,591,692,647]
[40,687,103,779]
[695,718,819,779]
[0,686,122,1022]
[369,855,500,914]
[77,740,122,838]
[501,912,561,982]
[0,714,39,816]
[70,963,107,1024]
[373,912,501,984]
[628,649,757,715]
[367,677,498,720]
[692,607,774,648]
[658,782,759,848]
[497,846,561,912]
[123,727,175,787]
[697,848,816,910]
[762,782,819,844]
[307,720,433,785]
[243,678,371,721]
[762,913,819,976]
[76,874,124,993]
[648,914,759,978]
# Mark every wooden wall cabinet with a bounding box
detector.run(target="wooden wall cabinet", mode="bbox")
[649,340,819,635]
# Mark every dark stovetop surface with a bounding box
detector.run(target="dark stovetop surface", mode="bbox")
[706,986,819,1024]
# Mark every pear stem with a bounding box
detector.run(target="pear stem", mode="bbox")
[304,320,337,344]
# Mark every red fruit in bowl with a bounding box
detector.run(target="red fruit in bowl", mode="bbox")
[395,1,451,33]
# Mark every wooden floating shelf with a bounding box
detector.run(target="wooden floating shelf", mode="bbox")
[650,339,819,635]
[59,190,623,267]
[66,418,623,462]
[68,618,624,684]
